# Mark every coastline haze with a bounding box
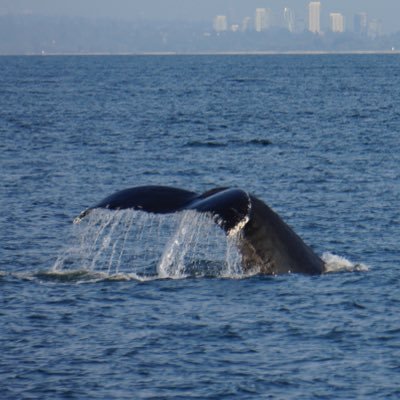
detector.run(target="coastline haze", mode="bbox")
[1,0,400,33]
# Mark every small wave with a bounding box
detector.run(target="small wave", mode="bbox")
[8,265,247,284]
[13,269,157,284]
[185,138,272,148]
[247,138,272,146]
[185,140,227,148]
[228,78,268,84]
[34,269,117,283]
[322,252,369,273]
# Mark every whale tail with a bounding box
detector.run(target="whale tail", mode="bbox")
[75,186,251,232]
[74,185,325,275]
[74,186,197,224]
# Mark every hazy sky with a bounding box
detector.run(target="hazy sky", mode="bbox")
[2,0,400,33]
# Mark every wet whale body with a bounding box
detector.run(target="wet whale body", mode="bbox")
[75,186,325,275]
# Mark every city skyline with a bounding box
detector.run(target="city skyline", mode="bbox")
[1,0,400,34]
[2,1,400,54]
[210,3,380,36]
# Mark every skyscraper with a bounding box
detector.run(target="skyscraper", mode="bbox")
[284,7,295,33]
[330,13,345,33]
[354,12,368,35]
[308,2,321,34]
[213,15,228,32]
[241,17,251,32]
[254,8,270,32]
[368,19,382,39]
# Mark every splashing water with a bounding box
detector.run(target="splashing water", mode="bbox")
[322,252,369,273]
[157,211,243,279]
[51,209,367,282]
[53,209,243,280]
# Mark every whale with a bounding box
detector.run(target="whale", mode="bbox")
[74,186,325,275]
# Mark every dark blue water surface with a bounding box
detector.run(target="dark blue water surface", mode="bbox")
[1,55,399,399]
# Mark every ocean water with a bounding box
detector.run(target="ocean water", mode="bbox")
[1,54,399,399]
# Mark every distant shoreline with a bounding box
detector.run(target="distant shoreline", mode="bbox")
[1,50,400,56]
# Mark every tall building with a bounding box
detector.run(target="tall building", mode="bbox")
[330,13,345,33]
[241,16,251,32]
[308,2,321,34]
[354,12,368,35]
[284,7,295,33]
[213,15,228,33]
[368,19,382,39]
[254,8,270,32]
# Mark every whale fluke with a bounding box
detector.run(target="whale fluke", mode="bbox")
[75,185,325,275]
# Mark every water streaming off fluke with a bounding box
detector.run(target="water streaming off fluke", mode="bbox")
[53,209,243,280]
